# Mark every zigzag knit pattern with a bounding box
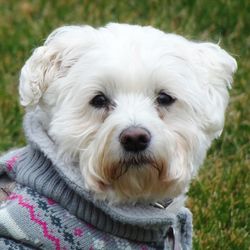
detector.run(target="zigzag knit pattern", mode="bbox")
[0,184,155,250]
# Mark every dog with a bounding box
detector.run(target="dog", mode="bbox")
[20,23,237,203]
[0,23,237,249]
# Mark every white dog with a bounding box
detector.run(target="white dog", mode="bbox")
[20,23,236,204]
[0,23,237,249]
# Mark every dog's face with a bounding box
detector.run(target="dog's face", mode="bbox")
[19,24,236,203]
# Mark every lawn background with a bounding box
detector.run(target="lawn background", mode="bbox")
[0,1,249,249]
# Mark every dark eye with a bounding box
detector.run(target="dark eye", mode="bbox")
[90,93,110,108]
[156,92,175,106]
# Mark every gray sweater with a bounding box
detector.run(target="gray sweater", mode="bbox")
[0,112,192,250]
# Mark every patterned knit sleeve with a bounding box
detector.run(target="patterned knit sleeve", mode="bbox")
[0,148,24,179]
[0,150,20,203]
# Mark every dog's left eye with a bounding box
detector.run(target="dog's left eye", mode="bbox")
[90,94,110,108]
[156,92,175,106]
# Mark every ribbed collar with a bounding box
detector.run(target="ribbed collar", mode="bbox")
[17,111,191,244]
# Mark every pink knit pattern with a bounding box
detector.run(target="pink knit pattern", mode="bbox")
[74,228,84,237]
[9,193,61,250]
[6,155,18,172]
[47,198,56,205]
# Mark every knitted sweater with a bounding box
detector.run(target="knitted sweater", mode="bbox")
[0,112,192,250]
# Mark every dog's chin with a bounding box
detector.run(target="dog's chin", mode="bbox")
[84,155,188,204]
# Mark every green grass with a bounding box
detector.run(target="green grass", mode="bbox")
[0,1,249,249]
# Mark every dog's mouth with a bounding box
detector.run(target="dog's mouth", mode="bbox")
[120,153,154,167]
[109,153,164,180]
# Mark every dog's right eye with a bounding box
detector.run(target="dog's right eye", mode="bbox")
[90,94,110,108]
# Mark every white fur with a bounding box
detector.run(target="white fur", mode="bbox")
[19,23,237,203]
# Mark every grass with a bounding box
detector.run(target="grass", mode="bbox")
[0,0,249,249]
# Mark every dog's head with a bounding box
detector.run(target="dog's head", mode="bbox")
[19,23,237,203]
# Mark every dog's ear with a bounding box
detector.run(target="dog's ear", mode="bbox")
[19,26,94,108]
[194,42,237,137]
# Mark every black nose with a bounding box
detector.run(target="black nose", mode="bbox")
[119,127,151,152]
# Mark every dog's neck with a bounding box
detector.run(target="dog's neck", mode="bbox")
[20,111,192,246]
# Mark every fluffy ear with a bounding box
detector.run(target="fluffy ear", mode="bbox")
[19,25,94,107]
[194,42,237,137]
